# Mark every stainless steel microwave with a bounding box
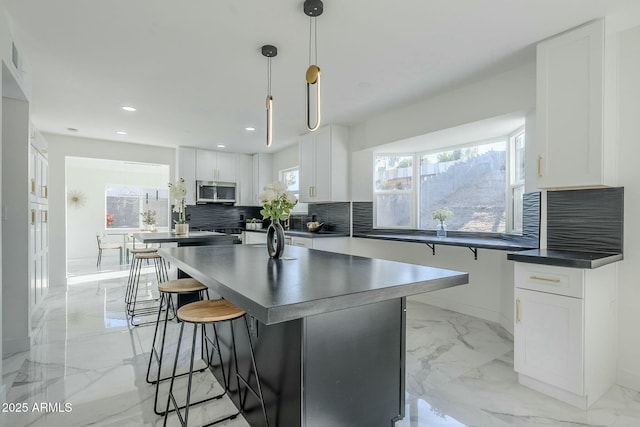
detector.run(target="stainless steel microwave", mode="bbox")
[196,181,236,204]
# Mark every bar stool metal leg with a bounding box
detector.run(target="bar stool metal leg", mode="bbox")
[236,316,270,427]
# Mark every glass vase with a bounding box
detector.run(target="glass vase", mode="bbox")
[436,221,447,238]
[267,219,285,258]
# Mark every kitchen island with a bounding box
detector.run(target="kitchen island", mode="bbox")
[159,244,468,427]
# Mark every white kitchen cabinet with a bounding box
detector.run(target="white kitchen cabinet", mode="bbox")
[252,153,273,205]
[536,19,616,188]
[243,231,267,245]
[195,149,237,182]
[237,154,254,206]
[236,153,273,206]
[513,262,616,409]
[299,125,348,203]
[289,236,313,248]
[176,147,197,205]
[28,134,49,310]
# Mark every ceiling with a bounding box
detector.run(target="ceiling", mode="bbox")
[3,0,635,154]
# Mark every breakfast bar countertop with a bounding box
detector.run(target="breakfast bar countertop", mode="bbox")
[159,244,468,325]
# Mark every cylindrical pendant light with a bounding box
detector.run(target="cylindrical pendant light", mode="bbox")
[262,44,277,147]
[304,0,323,132]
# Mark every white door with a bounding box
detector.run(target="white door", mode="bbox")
[514,287,584,395]
[215,152,237,182]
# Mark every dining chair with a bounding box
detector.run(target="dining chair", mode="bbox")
[96,232,124,267]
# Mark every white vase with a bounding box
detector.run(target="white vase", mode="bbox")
[175,223,189,235]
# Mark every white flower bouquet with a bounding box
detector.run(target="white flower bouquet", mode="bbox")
[259,181,298,221]
[169,177,187,224]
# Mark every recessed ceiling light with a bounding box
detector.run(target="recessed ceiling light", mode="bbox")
[217,144,226,148]
[122,106,137,112]
[245,127,256,131]
[116,131,128,135]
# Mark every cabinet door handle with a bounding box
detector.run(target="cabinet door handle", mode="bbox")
[309,187,313,197]
[516,299,521,323]
[42,185,48,199]
[530,275,560,283]
[31,209,36,225]
[42,210,48,223]
[537,155,543,178]
[31,179,36,194]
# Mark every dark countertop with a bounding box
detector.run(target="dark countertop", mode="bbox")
[354,233,536,251]
[134,231,236,244]
[159,245,468,325]
[245,229,350,238]
[507,249,623,269]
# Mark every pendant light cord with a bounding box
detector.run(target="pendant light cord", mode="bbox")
[267,56,272,96]
[309,17,318,65]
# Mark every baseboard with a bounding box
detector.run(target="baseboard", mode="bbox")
[617,368,640,392]
[2,336,31,357]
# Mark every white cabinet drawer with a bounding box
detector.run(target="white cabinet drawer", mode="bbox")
[290,237,313,248]
[515,263,584,298]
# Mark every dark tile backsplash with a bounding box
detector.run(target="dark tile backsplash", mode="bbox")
[180,202,351,233]
[547,187,623,254]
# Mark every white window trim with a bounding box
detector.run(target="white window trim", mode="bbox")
[374,133,525,235]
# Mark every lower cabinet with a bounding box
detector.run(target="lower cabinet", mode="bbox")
[513,262,616,409]
[243,231,267,245]
[243,232,351,254]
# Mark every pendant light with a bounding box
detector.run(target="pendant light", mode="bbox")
[304,0,323,132]
[262,44,277,147]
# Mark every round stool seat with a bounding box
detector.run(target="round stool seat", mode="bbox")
[130,247,157,254]
[158,278,207,294]
[135,252,162,260]
[178,300,245,324]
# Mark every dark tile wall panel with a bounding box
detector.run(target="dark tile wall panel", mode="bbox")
[287,202,351,233]
[521,192,541,246]
[179,204,262,230]
[547,187,624,254]
[181,202,351,233]
[353,202,374,235]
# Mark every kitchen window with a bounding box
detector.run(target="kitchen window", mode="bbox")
[280,167,308,214]
[374,129,525,234]
[105,185,169,229]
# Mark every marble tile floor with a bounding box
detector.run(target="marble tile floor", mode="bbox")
[2,271,640,426]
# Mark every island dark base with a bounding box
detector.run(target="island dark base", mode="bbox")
[207,297,406,427]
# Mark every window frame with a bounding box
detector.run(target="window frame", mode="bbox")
[104,184,170,230]
[373,154,416,229]
[279,166,308,215]
[373,132,525,235]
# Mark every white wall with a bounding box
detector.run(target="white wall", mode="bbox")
[271,143,299,180]
[66,159,170,260]
[615,23,640,392]
[47,134,175,287]
[347,62,536,333]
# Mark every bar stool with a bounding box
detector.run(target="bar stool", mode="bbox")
[146,278,210,415]
[126,249,168,326]
[164,300,269,427]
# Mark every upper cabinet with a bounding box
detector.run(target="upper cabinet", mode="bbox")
[236,153,272,206]
[177,147,239,205]
[195,149,237,182]
[252,153,273,205]
[536,19,616,188]
[299,125,349,203]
